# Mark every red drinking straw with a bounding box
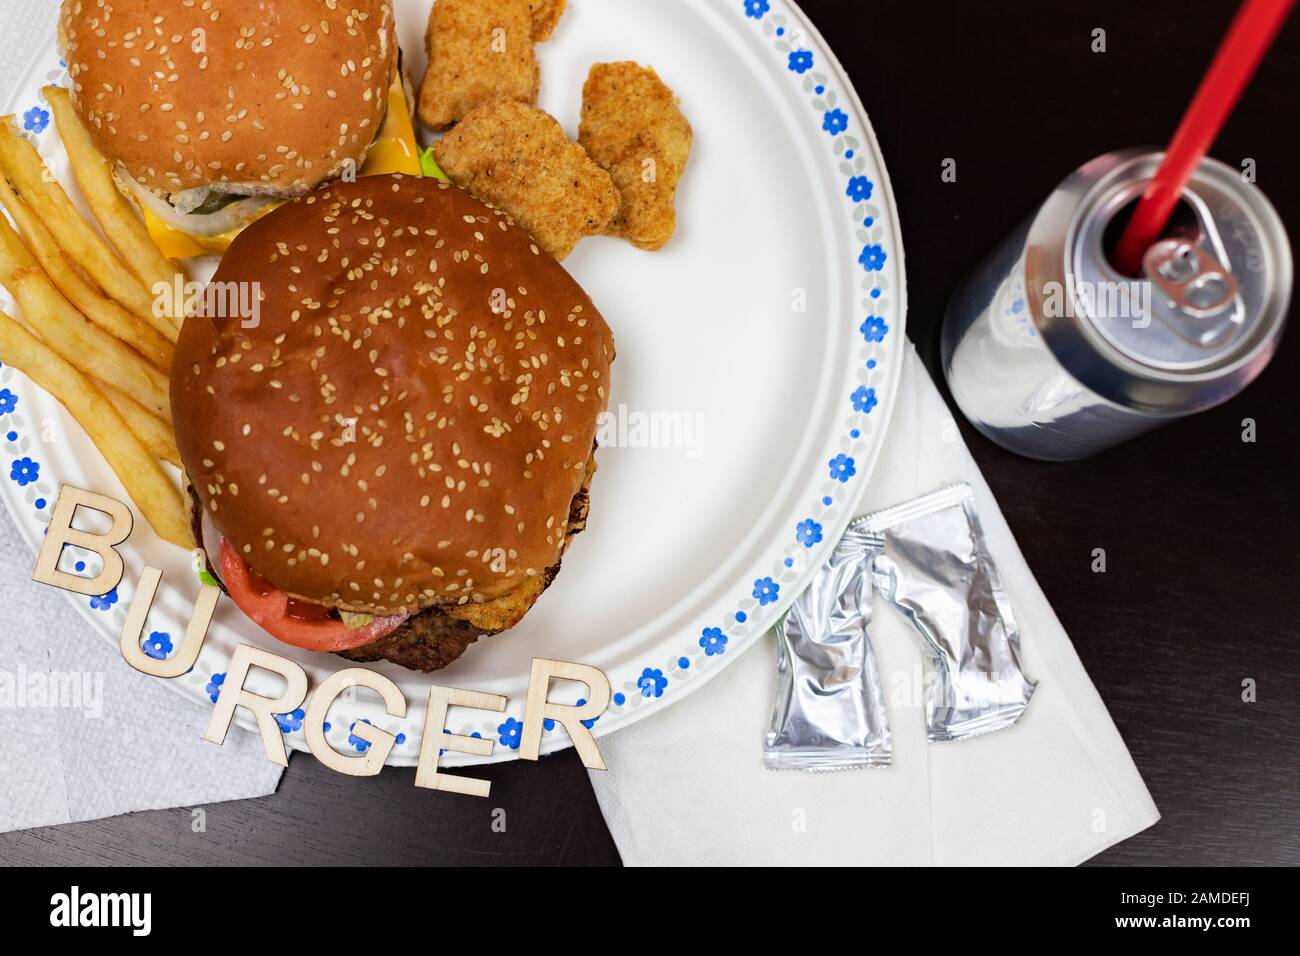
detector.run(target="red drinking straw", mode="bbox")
[1111,0,1295,276]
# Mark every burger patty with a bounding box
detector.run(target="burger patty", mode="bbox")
[340,462,593,671]
[190,456,596,673]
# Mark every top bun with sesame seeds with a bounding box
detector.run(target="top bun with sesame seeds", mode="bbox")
[59,0,397,206]
[171,175,615,651]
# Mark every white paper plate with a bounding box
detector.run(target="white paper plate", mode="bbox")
[0,0,905,766]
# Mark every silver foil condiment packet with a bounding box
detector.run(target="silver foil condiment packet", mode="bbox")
[861,483,1036,742]
[763,523,892,771]
[763,483,1037,771]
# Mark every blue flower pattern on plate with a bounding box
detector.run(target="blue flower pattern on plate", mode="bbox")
[143,631,173,660]
[753,576,780,605]
[498,716,523,749]
[860,315,889,343]
[276,709,305,733]
[9,457,38,486]
[851,386,878,414]
[822,108,848,135]
[847,175,874,202]
[574,698,599,730]
[22,106,49,134]
[744,0,770,18]
[89,587,118,611]
[0,389,17,415]
[637,668,668,698]
[700,627,728,656]
[344,718,404,750]
[348,719,374,752]
[858,243,888,272]
[205,673,226,703]
[796,518,823,547]
[788,50,813,73]
[828,454,856,483]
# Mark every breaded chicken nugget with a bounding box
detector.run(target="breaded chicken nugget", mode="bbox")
[579,62,693,251]
[528,0,567,40]
[435,101,619,260]
[419,0,539,131]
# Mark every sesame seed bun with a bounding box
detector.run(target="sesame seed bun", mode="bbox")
[171,174,615,619]
[59,0,397,198]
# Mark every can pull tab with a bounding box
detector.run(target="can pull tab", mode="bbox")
[1144,239,1239,319]
[1142,238,1244,349]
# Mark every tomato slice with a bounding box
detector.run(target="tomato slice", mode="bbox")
[218,538,407,652]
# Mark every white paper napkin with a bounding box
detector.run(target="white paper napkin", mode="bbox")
[589,343,1160,865]
[0,1,56,105]
[0,510,284,834]
[0,0,282,836]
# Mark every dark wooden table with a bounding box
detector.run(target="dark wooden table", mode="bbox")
[3,0,1297,867]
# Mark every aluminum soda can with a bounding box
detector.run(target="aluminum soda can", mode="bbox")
[941,148,1291,460]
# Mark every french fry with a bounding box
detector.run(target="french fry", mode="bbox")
[0,118,159,323]
[101,384,181,468]
[0,309,189,547]
[42,86,182,304]
[0,217,169,419]
[0,174,176,363]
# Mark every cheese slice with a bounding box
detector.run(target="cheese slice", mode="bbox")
[140,201,277,260]
[360,80,423,178]
[140,77,423,260]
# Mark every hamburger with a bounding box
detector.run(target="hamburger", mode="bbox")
[58,0,422,259]
[171,174,615,670]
